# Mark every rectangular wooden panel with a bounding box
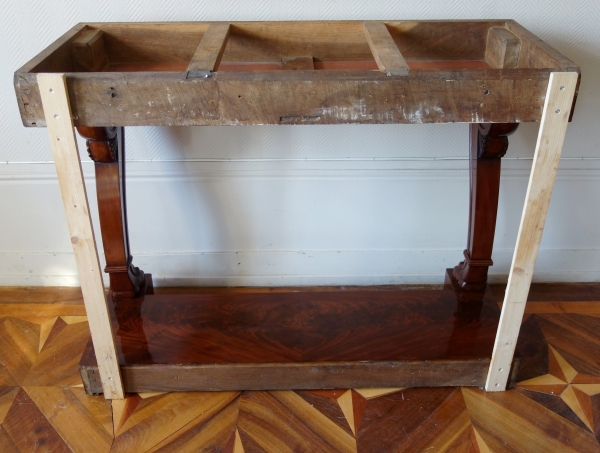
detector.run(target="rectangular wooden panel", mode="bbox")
[363,22,409,76]
[186,23,231,78]
[37,73,124,399]
[117,361,491,393]
[15,69,554,127]
[486,71,579,391]
[80,283,507,394]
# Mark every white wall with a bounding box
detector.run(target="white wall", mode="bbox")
[1,1,599,286]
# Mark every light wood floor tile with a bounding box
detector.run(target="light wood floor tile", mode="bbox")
[25,386,113,452]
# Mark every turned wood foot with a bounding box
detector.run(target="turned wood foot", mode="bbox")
[452,123,519,302]
[76,126,150,300]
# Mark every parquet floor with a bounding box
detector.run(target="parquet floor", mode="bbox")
[1,285,600,452]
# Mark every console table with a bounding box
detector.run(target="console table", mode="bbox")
[14,20,579,399]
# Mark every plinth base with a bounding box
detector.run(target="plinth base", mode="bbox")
[80,275,512,394]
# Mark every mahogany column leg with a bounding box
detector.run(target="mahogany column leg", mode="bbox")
[452,123,519,302]
[76,126,151,300]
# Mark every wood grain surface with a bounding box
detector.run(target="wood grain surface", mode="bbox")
[37,73,123,398]
[15,21,579,127]
[1,284,600,451]
[78,285,502,392]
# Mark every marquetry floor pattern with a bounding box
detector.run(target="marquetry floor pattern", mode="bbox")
[1,285,600,452]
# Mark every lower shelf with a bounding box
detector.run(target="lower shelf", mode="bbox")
[80,274,511,394]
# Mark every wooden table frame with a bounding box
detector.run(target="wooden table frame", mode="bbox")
[16,20,579,399]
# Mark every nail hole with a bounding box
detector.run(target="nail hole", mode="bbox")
[495,383,499,387]
[560,86,565,90]
[56,137,60,141]
[108,377,112,380]
[112,391,116,394]
[483,89,490,95]
[111,93,116,98]
[555,109,561,113]
[49,88,54,93]
[499,368,503,371]
[53,114,59,119]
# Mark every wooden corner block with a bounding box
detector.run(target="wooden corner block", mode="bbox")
[186,23,231,79]
[363,21,409,76]
[485,26,521,69]
[72,29,108,72]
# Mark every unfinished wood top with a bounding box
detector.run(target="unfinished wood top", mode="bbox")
[14,20,580,127]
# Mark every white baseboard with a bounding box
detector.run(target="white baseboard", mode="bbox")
[1,248,598,287]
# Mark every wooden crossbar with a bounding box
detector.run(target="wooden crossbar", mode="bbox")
[363,21,409,76]
[186,23,231,78]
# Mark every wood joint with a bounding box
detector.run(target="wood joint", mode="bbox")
[186,23,231,79]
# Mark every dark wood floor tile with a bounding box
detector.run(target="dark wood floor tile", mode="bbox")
[24,386,113,452]
[390,388,472,453]
[0,426,19,453]
[351,390,368,435]
[515,387,590,432]
[2,388,72,453]
[40,317,68,353]
[238,391,356,453]
[149,397,239,452]
[295,390,354,436]
[536,316,600,377]
[356,387,455,453]
[463,388,600,453]
[24,321,91,386]
[540,314,600,348]
[592,393,600,444]
[0,387,19,424]
[513,315,549,382]
[111,391,238,453]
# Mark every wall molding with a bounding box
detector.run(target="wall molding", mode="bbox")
[1,159,600,183]
[1,248,598,287]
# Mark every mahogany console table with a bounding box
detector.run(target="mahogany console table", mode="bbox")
[14,20,579,399]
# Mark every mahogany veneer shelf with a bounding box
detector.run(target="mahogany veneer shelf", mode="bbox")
[14,20,580,399]
[80,283,505,393]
